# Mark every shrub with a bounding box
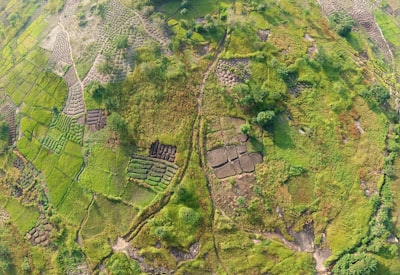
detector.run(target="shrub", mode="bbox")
[256,111,275,126]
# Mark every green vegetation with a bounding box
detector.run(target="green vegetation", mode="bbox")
[0,0,400,274]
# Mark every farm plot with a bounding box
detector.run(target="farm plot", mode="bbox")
[25,213,53,247]
[127,155,178,193]
[86,109,107,131]
[3,198,40,234]
[41,113,84,155]
[215,59,250,88]
[206,117,263,179]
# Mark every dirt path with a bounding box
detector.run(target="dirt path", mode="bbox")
[77,193,96,246]
[196,29,229,273]
[57,21,86,115]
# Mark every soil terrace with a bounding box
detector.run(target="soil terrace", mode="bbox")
[149,140,176,163]
[86,109,107,131]
[25,213,53,247]
[215,59,250,88]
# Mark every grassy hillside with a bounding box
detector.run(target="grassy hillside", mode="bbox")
[0,0,399,274]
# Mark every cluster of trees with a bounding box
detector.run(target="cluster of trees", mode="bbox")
[233,82,284,129]
[328,11,355,37]
[333,252,377,275]
[359,84,390,105]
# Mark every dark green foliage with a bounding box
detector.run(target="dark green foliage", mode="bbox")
[370,84,390,105]
[333,252,377,275]
[329,11,354,37]
[240,123,251,135]
[256,111,275,126]
[0,243,11,273]
[0,120,9,152]
[86,81,106,103]
[108,113,127,134]
[107,253,141,275]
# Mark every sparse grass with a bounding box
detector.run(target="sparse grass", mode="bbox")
[82,194,139,239]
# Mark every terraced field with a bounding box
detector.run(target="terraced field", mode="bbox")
[127,156,178,193]
[41,113,83,154]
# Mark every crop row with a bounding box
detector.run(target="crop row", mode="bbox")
[127,156,178,193]
[49,114,84,145]
[42,134,67,155]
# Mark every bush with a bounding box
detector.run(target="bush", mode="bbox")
[370,84,390,104]
[240,123,251,135]
[115,35,129,49]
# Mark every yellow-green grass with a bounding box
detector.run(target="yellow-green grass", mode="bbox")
[375,10,400,47]
[56,152,83,180]
[79,144,129,197]
[82,232,113,269]
[56,183,92,226]
[46,168,73,207]
[4,198,40,233]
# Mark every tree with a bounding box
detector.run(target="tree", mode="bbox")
[256,111,275,126]
[179,206,200,225]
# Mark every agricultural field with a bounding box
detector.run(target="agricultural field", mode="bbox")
[1,0,400,274]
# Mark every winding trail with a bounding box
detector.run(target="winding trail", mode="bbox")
[196,29,229,273]
[76,193,96,246]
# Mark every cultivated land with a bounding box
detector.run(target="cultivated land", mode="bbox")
[1,0,400,274]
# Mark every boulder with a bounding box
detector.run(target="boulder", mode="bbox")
[207,148,228,168]
[214,163,236,179]
[239,154,255,173]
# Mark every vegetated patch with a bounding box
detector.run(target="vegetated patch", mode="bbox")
[215,59,250,88]
[127,155,178,193]
[10,156,44,205]
[86,109,107,131]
